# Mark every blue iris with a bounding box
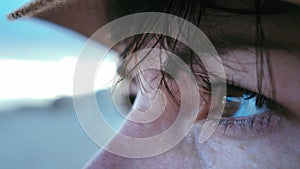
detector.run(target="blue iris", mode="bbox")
[226,94,268,117]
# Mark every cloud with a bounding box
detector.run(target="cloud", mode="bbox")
[0,57,117,99]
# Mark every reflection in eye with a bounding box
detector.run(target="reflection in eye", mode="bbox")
[223,87,269,118]
[218,85,282,137]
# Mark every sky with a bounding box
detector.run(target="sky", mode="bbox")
[0,0,118,108]
[0,0,86,61]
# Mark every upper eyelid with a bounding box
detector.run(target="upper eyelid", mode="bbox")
[225,78,285,112]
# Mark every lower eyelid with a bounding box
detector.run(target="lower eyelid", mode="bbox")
[216,111,283,139]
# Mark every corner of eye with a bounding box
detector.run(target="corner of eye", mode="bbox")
[196,105,209,121]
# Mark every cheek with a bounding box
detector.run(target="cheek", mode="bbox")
[193,117,300,168]
[85,109,203,169]
[85,88,203,168]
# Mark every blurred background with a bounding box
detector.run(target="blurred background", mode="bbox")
[0,1,125,168]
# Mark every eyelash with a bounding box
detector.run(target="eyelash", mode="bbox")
[217,85,283,138]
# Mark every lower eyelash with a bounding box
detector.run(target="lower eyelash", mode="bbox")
[217,112,282,139]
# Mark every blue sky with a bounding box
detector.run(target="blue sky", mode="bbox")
[0,0,87,61]
[0,1,118,106]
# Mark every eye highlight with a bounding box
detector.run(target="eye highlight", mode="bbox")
[216,85,283,139]
[223,89,269,118]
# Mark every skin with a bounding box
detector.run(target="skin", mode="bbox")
[83,50,300,169]
[10,0,300,168]
[85,3,300,167]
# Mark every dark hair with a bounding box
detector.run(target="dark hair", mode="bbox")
[107,0,300,107]
[12,0,296,107]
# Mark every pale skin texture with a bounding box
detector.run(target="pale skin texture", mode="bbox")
[10,0,300,168]
[83,2,300,168]
[83,50,300,169]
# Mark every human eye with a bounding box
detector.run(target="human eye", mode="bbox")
[217,84,283,139]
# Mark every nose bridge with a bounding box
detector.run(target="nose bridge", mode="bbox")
[84,98,203,169]
[84,129,203,169]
